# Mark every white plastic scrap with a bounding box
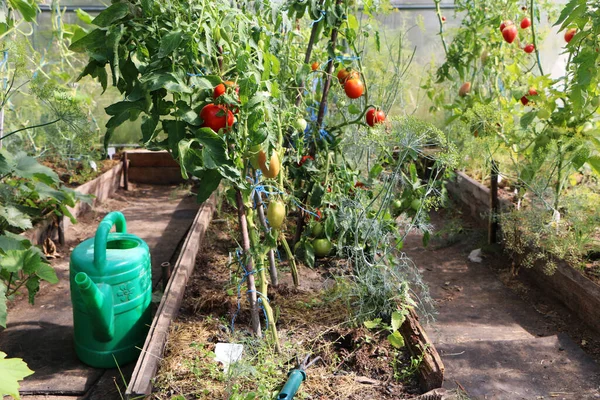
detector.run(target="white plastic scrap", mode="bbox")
[214,343,244,373]
[468,248,483,263]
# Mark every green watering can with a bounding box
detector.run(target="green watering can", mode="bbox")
[70,211,152,368]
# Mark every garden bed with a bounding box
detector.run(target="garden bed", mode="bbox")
[446,170,600,334]
[141,217,427,399]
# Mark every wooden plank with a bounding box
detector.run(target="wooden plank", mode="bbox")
[400,308,445,392]
[523,259,600,334]
[127,167,184,185]
[123,152,129,191]
[126,193,216,398]
[126,150,180,168]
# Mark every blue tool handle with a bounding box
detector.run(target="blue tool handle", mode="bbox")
[277,369,307,400]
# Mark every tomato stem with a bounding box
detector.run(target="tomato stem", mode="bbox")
[434,0,449,57]
[235,189,262,337]
[529,0,544,76]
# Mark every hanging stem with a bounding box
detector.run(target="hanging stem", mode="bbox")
[529,0,544,76]
[313,27,339,151]
[235,189,262,337]
[280,231,299,286]
[434,0,449,57]
[257,292,281,354]
[295,20,321,107]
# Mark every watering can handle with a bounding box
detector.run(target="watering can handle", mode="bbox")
[94,211,127,271]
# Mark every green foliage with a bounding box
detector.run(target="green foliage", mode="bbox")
[0,351,34,400]
[364,310,407,349]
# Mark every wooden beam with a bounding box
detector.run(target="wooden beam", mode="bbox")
[400,308,445,392]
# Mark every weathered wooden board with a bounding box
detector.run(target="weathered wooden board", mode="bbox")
[125,193,216,398]
[400,308,445,392]
[126,150,180,168]
[127,166,184,185]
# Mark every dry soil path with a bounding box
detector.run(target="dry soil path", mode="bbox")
[0,184,199,400]
[405,212,600,400]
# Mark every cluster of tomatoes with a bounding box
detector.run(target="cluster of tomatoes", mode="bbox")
[336,67,386,127]
[499,17,535,53]
[199,81,239,133]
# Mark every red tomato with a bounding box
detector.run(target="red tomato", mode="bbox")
[520,17,531,29]
[311,62,319,71]
[524,44,535,53]
[502,25,518,43]
[441,16,446,22]
[564,28,576,43]
[298,155,314,166]
[213,81,238,99]
[355,181,369,189]
[500,20,513,32]
[200,104,235,133]
[520,88,538,105]
[337,68,358,84]
[366,108,386,127]
[344,78,364,99]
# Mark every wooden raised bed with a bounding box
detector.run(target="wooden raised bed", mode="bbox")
[446,170,600,334]
[126,193,216,398]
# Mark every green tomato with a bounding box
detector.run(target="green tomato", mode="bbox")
[294,118,308,132]
[312,221,324,238]
[410,198,421,211]
[313,238,332,258]
[390,199,403,217]
[267,200,286,230]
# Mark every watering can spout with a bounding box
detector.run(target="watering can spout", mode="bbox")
[74,272,115,342]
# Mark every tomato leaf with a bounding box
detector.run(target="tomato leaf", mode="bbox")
[75,8,94,25]
[195,128,229,170]
[69,28,107,55]
[141,114,160,143]
[92,3,129,27]
[520,111,536,129]
[587,156,600,176]
[195,169,222,204]
[158,30,184,58]
[8,0,37,22]
[304,241,315,268]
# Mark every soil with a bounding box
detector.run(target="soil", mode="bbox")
[152,215,422,400]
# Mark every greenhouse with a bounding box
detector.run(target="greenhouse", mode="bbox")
[0,0,599,399]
